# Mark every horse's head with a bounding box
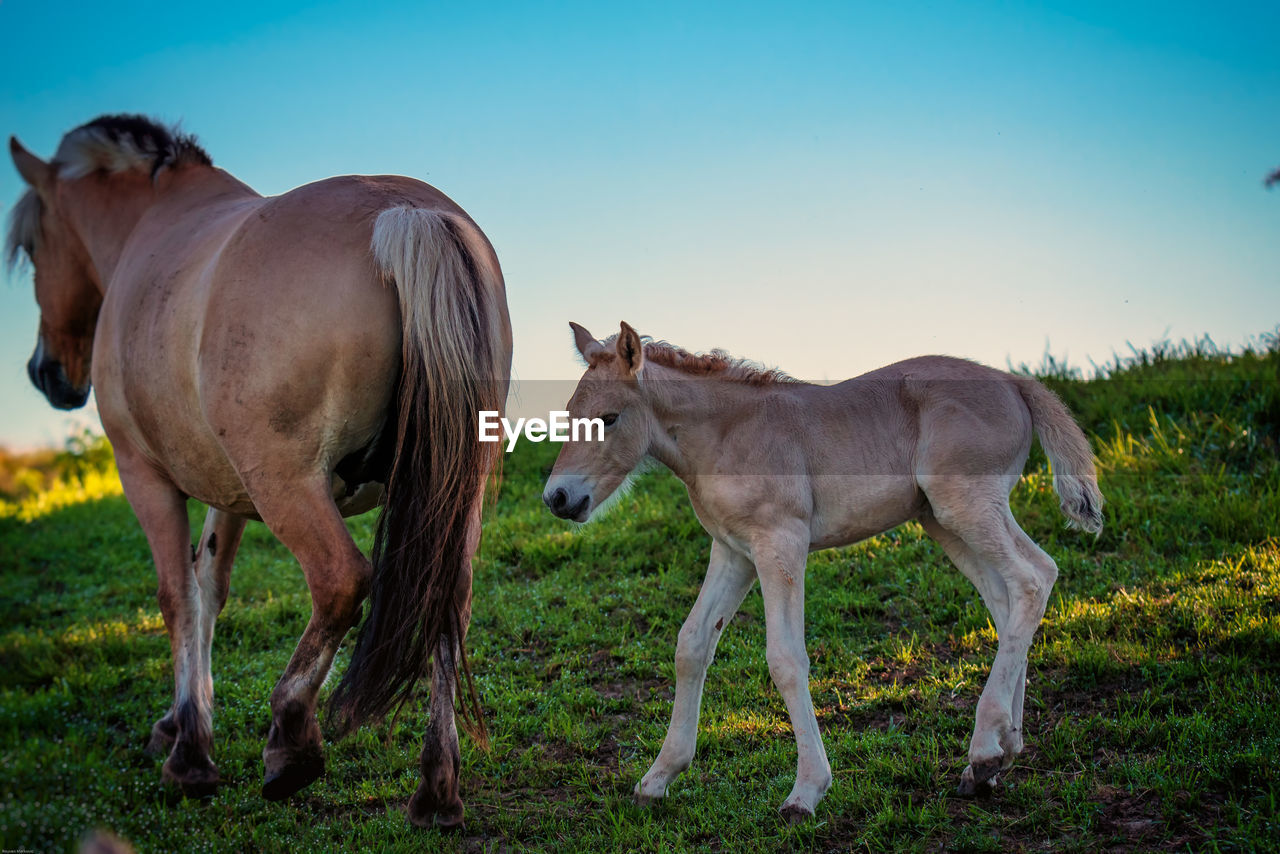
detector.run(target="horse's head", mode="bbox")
[543,321,652,522]
[7,137,100,409]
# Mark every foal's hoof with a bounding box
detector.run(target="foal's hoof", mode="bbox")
[779,802,814,824]
[408,789,466,832]
[261,754,325,801]
[634,789,664,808]
[633,778,668,807]
[956,763,1000,797]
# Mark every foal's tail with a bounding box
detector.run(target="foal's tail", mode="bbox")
[1016,378,1105,534]
[328,207,508,742]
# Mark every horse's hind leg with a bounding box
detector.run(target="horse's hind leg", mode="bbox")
[146,508,245,766]
[250,479,371,801]
[408,504,480,830]
[920,515,1025,773]
[921,482,1057,795]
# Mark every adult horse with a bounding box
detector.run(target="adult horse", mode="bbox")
[6,115,511,828]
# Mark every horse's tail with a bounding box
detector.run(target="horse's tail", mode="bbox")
[1016,377,1105,534]
[328,206,508,743]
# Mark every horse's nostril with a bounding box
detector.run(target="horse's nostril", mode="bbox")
[547,488,568,513]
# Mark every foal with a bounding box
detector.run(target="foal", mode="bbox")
[543,322,1102,821]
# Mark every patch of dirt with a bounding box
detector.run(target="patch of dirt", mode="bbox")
[592,677,672,705]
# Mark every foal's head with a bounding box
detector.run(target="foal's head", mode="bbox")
[7,138,101,409]
[543,321,653,522]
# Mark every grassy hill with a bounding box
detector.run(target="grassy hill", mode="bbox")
[1,333,1277,852]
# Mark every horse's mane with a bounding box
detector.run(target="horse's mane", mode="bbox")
[602,335,799,386]
[53,114,211,180]
[6,115,212,269]
[4,189,41,270]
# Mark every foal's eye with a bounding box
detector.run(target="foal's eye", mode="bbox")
[600,412,619,427]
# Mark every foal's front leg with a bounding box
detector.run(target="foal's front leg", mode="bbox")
[753,528,831,822]
[636,540,755,803]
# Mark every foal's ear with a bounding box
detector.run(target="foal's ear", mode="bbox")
[569,321,605,364]
[617,321,644,376]
[10,138,51,191]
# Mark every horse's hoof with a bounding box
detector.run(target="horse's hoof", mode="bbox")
[175,776,220,800]
[161,761,220,800]
[779,802,814,824]
[407,811,465,833]
[634,778,667,806]
[407,790,465,831]
[261,755,324,801]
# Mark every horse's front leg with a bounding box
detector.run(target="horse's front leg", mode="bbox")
[408,506,480,830]
[251,480,371,800]
[636,540,755,804]
[753,528,831,823]
[115,452,222,797]
[145,508,245,766]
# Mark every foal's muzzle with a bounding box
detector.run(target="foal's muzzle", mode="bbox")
[543,486,590,522]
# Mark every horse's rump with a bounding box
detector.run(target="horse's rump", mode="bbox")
[326,204,509,740]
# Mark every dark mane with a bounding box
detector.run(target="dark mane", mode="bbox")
[635,338,800,386]
[7,115,213,269]
[54,114,211,179]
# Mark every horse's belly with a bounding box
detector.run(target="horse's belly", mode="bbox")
[164,443,262,518]
[808,475,923,549]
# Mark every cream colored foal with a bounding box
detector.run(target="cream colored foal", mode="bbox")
[544,322,1102,821]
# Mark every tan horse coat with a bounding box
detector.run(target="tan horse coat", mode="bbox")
[544,322,1102,820]
[8,116,510,827]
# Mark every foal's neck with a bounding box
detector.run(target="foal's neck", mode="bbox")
[643,364,776,478]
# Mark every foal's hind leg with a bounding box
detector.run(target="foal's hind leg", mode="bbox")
[408,505,480,830]
[146,509,245,765]
[921,486,1058,794]
[250,479,371,800]
[921,515,1024,774]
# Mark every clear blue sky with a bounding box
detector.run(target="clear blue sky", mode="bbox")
[3,0,1278,448]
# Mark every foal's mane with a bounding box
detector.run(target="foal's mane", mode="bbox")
[6,115,211,268]
[603,335,799,386]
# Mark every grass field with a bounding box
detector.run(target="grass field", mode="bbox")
[2,334,1278,852]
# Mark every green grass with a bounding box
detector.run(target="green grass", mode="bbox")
[2,332,1279,852]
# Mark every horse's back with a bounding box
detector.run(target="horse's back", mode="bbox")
[778,356,1034,547]
[97,173,480,515]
